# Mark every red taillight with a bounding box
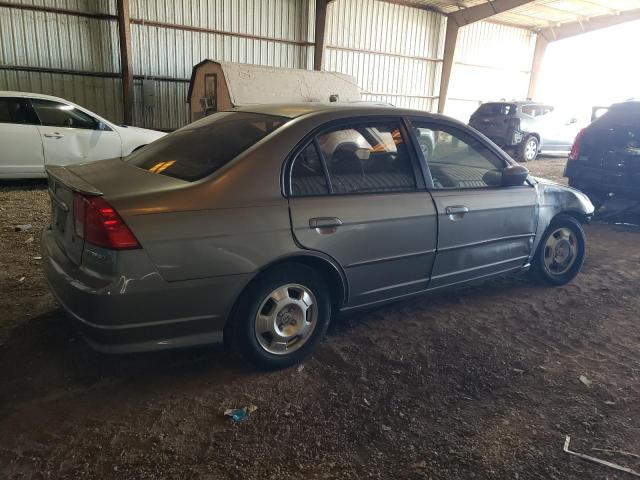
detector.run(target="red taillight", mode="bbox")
[73,193,140,249]
[569,128,586,161]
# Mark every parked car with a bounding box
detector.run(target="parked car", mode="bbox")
[42,103,594,369]
[0,91,165,179]
[565,101,640,207]
[469,101,582,162]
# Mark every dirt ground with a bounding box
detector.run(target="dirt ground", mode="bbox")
[1,157,639,479]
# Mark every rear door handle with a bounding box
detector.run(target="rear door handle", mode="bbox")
[445,205,469,219]
[44,132,64,139]
[309,217,342,229]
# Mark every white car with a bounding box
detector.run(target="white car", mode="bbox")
[0,91,166,179]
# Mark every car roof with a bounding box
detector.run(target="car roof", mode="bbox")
[230,102,446,120]
[481,100,542,106]
[0,90,73,103]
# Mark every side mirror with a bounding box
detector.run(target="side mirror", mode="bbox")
[567,117,578,125]
[502,164,529,187]
[96,121,110,131]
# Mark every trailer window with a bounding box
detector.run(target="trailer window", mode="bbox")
[127,112,287,181]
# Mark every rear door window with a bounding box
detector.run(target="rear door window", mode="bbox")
[318,121,417,195]
[289,120,419,196]
[128,112,287,182]
[290,143,329,196]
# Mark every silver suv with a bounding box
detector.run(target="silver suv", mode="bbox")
[42,103,594,369]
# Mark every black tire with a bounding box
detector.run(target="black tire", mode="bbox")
[530,214,586,286]
[227,263,331,370]
[518,135,539,163]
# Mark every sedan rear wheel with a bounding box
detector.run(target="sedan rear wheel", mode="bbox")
[228,263,331,370]
[254,284,318,355]
[530,214,586,286]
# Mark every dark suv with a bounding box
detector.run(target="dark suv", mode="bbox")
[564,101,640,206]
[469,101,580,162]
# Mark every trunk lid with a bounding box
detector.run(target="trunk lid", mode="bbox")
[46,158,187,265]
[46,166,97,265]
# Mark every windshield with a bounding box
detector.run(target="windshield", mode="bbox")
[127,112,287,182]
[474,103,516,116]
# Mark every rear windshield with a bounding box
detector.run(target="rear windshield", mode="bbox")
[127,112,287,181]
[598,102,640,126]
[475,103,516,116]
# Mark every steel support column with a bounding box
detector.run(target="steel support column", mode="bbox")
[438,0,537,114]
[117,0,134,125]
[314,0,329,71]
[437,18,459,113]
[527,34,548,100]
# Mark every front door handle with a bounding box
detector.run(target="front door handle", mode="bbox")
[44,132,64,139]
[309,217,342,229]
[445,205,469,220]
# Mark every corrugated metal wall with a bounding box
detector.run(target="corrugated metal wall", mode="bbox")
[324,0,445,112]
[0,1,532,129]
[446,21,536,121]
[0,0,123,123]
[129,0,314,129]
[0,0,314,130]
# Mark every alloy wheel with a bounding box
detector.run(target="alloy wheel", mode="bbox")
[543,227,578,276]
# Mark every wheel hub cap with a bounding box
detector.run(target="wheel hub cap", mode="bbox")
[255,284,318,355]
[276,307,302,337]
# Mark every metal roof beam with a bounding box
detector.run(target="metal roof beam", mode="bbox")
[567,0,619,16]
[526,3,585,21]
[539,7,640,42]
[493,9,553,28]
[450,0,538,27]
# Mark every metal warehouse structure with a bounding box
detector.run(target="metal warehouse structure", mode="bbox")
[1,0,639,131]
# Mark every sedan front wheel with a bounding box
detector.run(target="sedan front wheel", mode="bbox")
[530,214,586,286]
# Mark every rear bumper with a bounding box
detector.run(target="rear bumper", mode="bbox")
[41,228,251,353]
[564,161,640,199]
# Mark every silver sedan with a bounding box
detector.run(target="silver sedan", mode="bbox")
[42,103,594,369]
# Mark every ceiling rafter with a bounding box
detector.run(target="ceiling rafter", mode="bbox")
[449,0,538,26]
[537,7,640,40]
[376,0,639,30]
[563,0,620,15]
